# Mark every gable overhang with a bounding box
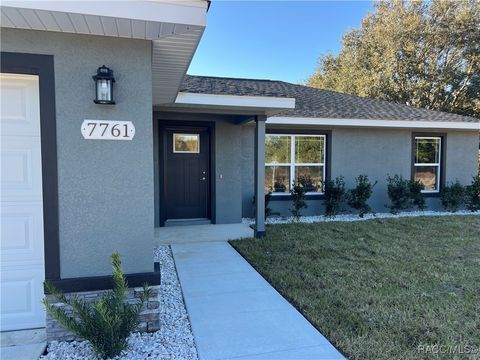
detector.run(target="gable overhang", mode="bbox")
[0,1,208,105]
[267,117,480,130]
[167,92,296,117]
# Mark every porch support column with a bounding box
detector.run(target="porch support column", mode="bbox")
[254,115,266,238]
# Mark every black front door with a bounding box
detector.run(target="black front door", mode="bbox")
[165,127,210,220]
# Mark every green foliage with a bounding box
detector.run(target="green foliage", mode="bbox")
[346,175,377,217]
[416,139,440,163]
[290,181,308,221]
[297,175,316,192]
[308,0,480,118]
[295,136,325,164]
[440,180,466,212]
[252,192,278,219]
[465,175,480,211]
[324,176,346,217]
[386,175,426,213]
[265,135,290,163]
[386,175,411,214]
[409,179,427,211]
[42,253,150,359]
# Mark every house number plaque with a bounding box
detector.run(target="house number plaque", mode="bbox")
[81,120,135,140]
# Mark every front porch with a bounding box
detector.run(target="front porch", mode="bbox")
[154,89,295,238]
[155,223,254,245]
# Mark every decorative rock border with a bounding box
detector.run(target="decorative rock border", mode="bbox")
[243,210,480,225]
[41,246,198,359]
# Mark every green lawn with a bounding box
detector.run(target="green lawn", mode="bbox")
[230,216,480,360]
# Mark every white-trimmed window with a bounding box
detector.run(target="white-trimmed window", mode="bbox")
[265,134,326,195]
[413,136,442,192]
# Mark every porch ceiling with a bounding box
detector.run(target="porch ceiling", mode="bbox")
[0,1,208,105]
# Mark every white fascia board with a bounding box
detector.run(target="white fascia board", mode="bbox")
[267,117,480,130]
[175,92,296,110]
[1,1,207,27]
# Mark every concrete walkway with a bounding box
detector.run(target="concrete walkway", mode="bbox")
[171,242,344,360]
[1,328,46,360]
[156,223,254,245]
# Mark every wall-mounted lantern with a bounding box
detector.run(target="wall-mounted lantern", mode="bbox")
[93,65,115,104]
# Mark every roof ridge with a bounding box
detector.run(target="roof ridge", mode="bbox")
[185,74,283,83]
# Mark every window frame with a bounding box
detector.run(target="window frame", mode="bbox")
[411,133,446,195]
[265,133,327,196]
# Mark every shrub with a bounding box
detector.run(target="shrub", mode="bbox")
[465,175,480,212]
[386,175,411,214]
[440,180,465,212]
[43,253,150,359]
[290,181,307,221]
[324,176,346,217]
[252,192,278,219]
[297,175,316,192]
[346,175,377,217]
[409,179,426,211]
[386,175,426,213]
[273,181,286,193]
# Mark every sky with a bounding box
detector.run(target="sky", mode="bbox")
[188,1,374,84]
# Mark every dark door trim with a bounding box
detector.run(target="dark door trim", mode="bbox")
[158,120,216,226]
[1,52,60,281]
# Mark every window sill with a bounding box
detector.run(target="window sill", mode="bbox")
[421,191,441,198]
[269,193,325,201]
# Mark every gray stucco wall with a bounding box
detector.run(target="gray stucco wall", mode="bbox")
[2,29,154,278]
[242,126,479,217]
[445,131,479,184]
[215,121,243,223]
[331,128,411,211]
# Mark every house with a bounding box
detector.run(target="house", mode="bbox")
[1,0,478,339]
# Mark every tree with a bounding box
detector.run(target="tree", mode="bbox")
[308,0,480,118]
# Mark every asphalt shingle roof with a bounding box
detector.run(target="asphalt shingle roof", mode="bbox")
[181,75,479,123]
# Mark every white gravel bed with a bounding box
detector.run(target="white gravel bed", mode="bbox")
[41,246,198,360]
[243,209,480,225]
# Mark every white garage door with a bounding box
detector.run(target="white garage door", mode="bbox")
[1,73,45,331]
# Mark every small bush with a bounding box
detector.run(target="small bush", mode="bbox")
[252,192,278,219]
[290,181,308,221]
[440,180,465,212]
[409,179,426,211]
[386,175,426,213]
[324,176,346,217]
[346,175,377,217]
[273,181,286,193]
[43,253,150,359]
[297,175,316,192]
[465,175,480,212]
[386,175,411,214]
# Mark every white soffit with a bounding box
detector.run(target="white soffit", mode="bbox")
[1,1,208,105]
[267,117,480,130]
[174,92,296,115]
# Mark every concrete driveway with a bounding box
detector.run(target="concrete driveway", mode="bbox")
[171,242,344,360]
